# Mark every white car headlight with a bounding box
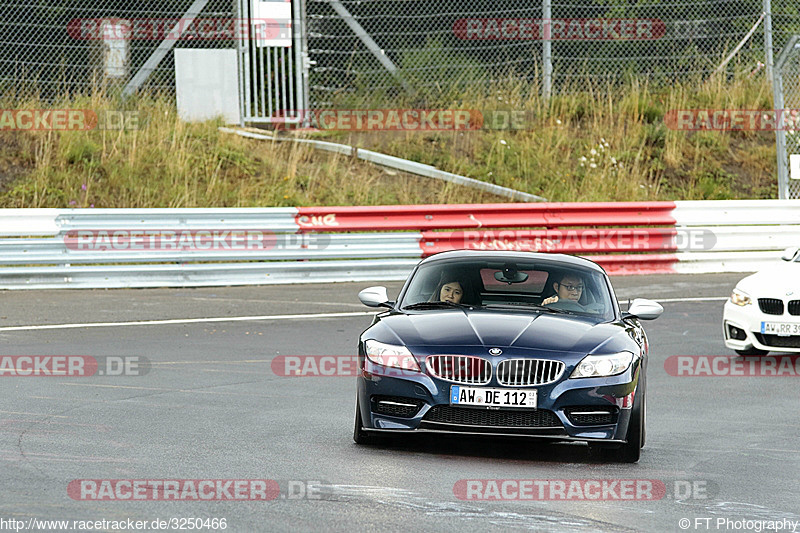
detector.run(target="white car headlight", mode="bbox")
[364,340,421,372]
[570,352,633,378]
[730,288,751,306]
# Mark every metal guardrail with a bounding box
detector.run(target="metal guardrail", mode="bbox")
[0,233,422,265]
[672,200,800,225]
[0,209,62,236]
[294,202,677,231]
[0,260,420,290]
[0,201,798,289]
[55,208,301,233]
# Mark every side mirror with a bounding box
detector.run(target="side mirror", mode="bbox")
[623,298,663,320]
[781,247,799,261]
[358,286,393,308]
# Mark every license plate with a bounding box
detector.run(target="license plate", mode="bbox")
[761,322,800,337]
[450,386,537,408]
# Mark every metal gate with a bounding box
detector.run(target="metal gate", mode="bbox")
[236,0,309,125]
[774,35,800,199]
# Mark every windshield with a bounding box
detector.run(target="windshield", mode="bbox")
[400,258,615,319]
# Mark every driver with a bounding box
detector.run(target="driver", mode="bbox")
[542,272,584,306]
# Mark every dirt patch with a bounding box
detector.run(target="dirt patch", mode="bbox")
[0,131,35,193]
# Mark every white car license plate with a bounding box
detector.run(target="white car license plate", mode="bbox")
[450,386,537,408]
[761,322,800,337]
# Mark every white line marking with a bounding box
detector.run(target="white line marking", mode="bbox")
[0,297,728,332]
[0,311,378,332]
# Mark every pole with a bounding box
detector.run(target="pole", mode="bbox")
[764,0,774,83]
[542,0,552,100]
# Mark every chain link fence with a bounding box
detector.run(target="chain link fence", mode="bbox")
[774,35,800,199]
[307,0,799,106]
[773,0,800,57]
[1,0,800,197]
[0,0,797,102]
[0,0,236,100]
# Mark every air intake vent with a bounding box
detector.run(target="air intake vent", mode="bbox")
[422,406,562,428]
[371,396,424,418]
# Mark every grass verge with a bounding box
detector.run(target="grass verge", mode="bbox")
[0,70,778,208]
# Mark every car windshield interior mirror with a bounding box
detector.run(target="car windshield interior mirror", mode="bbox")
[494,265,529,284]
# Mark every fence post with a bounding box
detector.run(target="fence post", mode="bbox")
[542,0,552,100]
[122,0,211,97]
[763,0,774,82]
[327,0,412,93]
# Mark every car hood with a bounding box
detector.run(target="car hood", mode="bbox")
[736,262,800,296]
[369,309,630,355]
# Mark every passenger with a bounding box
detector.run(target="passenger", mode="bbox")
[429,273,472,305]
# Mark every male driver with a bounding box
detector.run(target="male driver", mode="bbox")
[542,272,584,306]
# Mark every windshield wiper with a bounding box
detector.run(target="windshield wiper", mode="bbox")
[402,301,473,311]
[483,303,573,314]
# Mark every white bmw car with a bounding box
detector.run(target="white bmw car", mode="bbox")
[723,247,800,355]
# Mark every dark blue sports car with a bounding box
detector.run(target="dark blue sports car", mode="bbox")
[354,250,662,462]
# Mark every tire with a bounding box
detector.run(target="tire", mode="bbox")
[617,380,644,463]
[588,375,645,462]
[587,443,616,461]
[353,397,377,445]
[735,346,769,356]
[640,377,646,449]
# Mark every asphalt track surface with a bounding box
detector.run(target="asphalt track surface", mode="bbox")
[1,273,799,533]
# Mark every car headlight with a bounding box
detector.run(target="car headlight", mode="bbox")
[570,352,633,378]
[730,288,751,306]
[364,340,421,372]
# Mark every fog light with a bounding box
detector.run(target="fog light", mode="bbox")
[727,324,746,341]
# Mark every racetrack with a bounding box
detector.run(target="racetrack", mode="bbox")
[1,273,799,532]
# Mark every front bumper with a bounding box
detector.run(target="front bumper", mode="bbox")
[356,358,641,443]
[723,300,800,353]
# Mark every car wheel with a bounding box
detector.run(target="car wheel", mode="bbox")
[588,377,645,462]
[735,346,769,356]
[640,377,646,449]
[618,380,644,463]
[353,398,377,445]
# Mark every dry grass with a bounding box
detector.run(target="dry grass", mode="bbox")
[0,71,778,207]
